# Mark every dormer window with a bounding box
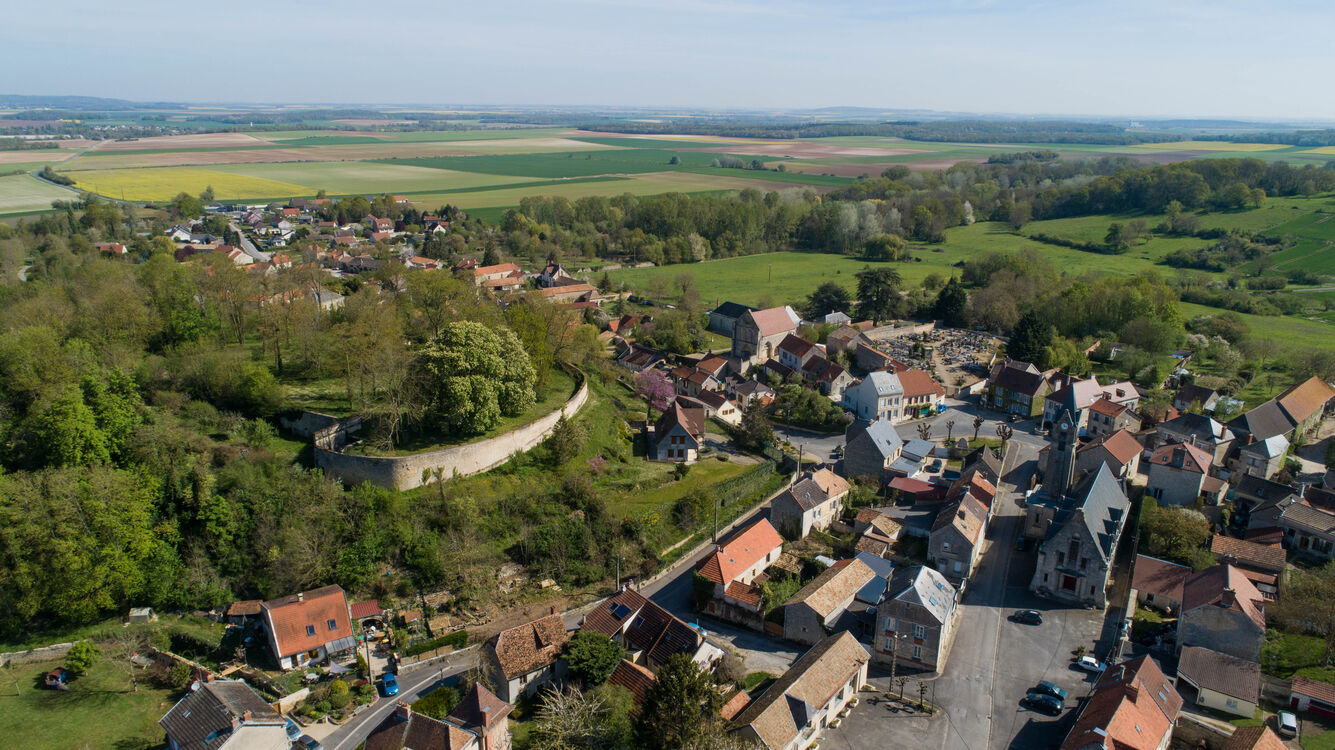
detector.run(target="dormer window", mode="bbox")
[306,625,316,636]
[328,619,337,631]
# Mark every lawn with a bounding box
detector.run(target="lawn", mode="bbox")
[0,656,177,749]
[0,174,76,215]
[72,166,313,201]
[209,160,522,194]
[1180,302,1335,353]
[1262,628,1333,679]
[603,456,751,517]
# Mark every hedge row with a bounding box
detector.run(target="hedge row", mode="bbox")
[403,629,468,657]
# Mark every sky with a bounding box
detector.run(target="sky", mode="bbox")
[5,0,1334,120]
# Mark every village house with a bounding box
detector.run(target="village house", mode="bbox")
[1177,564,1266,663]
[783,558,878,645]
[1155,412,1235,464]
[225,599,262,627]
[1273,376,1335,437]
[1229,400,1296,444]
[1131,554,1192,613]
[696,518,785,616]
[536,282,598,304]
[481,613,570,703]
[1060,656,1182,750]
[874,565,959,673]
[899,369,945,419]
[771,468,852,540]
[854,342,907,375]
[365,684,513,750]
[730,632,869,750]
[607,659,657,711]
[159,679,288,750]
[731,379,776,407]
[826,324,872,356]
[707,301,758,336]
[1277,499,1335,561]
[731,305,801,370]
[688,390,741,426]
[777,333,822,372]
[536,261,573,288]
[1174,382,1221,413]
[986,360,1053,418]
[1042,377,1140,431]
[96,241,127,255]
[1210,534,1285,600]
[929,494,988,581]
[260,585,356,671]
[801,355,854,401]
[1075,428,1143,481]
[581,587,723,671]
[650,402,705,463]
[852,508,904,558]
[1145,441,1226,506]
[842,371,904,423]
[1085,396,1142,438]
[1222,726,1289,750]
[1029,465,1130,608]
[1177,646,1261,719]
[1290,676,1335,718]
[843,419,905,484]
[1235,474,1301,514]
[473,262,523,285]
[1238,434,1289,479]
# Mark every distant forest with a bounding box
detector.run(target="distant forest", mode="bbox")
[578,119,1184,145]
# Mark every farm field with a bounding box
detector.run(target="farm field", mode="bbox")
[383,147,746,178]
[1266,211,1335,274]
[0,174,76,215]
[71,166,312,201]
[405,172,775,212]
[208,161,524,194]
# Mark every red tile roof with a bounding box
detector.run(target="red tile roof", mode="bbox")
[696,519,784,586]
[746,306,800,337]
[1223,726,1288,750]
[349,600,382,619]
[261,585,354,659]
[226,599,262,617]
[1089,396,1129,418]
[1181,564,1266,632]
[1210,534,1286,573]
[1131,555,1191,603]
[720,690,753,720]
[1062,655,1181,750]
[1292,675,1335,705]
[446,683,511,731]
[897,369,944,399]
[608,659,656,707]
[1148,441,1212,475]
[725,581,762,608]
[486,614,569,679]
[1082,429,1143,466]
[1277,376,1335,425]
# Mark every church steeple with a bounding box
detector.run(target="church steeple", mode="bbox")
[1045,408,1080,497]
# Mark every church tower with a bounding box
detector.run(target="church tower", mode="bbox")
[1044,408,1080,497]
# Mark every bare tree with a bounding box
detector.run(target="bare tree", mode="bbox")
[972,414,985,441]
[944,419,956,443]
[916,422,931,442]
[995,423,1013,456]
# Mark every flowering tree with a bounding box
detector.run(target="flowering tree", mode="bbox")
[634,370,675,415]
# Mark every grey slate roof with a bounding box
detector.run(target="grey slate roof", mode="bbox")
[858,419,903,459]
[710,301,757,320]
[159,680,283,750]
[886,565,956,625]
[1177,645,1261,704]
[776,478,830,512]
[1229,400,1296,442]
[1046,464,1129,561]
[1160,412,1234,444]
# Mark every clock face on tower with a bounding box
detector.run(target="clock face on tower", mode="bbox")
[1060,421,1069,431]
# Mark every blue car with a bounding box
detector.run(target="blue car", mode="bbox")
[285,718,302,740]
[381,672,399,697]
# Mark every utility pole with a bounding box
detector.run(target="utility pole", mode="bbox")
[713,500,719,543]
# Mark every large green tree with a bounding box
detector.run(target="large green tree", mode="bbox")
[638,653,724,750]
[1006,310,1054,368]
[417,321,537,435]
[563,630,625,686]
[803,281,852,319]
[932,278,968,327]
[853,267,905,325]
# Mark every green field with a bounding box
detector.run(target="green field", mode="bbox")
[0,174,77,215]
[208,161,524,194]
[381,147,747,178]
[407,172,771,212]
[1264,210,1335,274]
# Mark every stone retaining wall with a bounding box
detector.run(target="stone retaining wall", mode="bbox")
[315,375,588,491]
[0,641,74,667]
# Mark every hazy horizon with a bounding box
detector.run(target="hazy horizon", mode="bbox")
[5,0,1335,120]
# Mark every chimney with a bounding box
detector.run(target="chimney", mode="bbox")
[958,510,966,520]
[297,591,304,602]
[1220,587,1236,608]
[1123,682,1139,702]
[241,709,252,723]
[550,606,557,616]
[482,705,491,726]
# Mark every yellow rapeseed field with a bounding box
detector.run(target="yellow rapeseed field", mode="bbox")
[1302,146,1335,155]
[73,167,312,201]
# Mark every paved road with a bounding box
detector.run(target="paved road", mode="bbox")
[320,650,478,750]
[827,442,1109,750]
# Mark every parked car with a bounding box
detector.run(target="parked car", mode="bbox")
[1022,691,1063,716]
[1033,681,1068,701]
[1015,537,1029,552]
[296,736,324,750]
[285,718,302,740]
[1011,609,1043,625]
[1075,655,1106,674]
[381,672,399,697]
[1277,710,1299,738]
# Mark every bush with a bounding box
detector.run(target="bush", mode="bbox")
[412,686,461,719]
[403,630,468,657]
[167,660,193,689]
[65,640,98,676]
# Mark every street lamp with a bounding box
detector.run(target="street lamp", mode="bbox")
[885,629,911,694]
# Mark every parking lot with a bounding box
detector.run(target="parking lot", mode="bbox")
[825,452,1112,750]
